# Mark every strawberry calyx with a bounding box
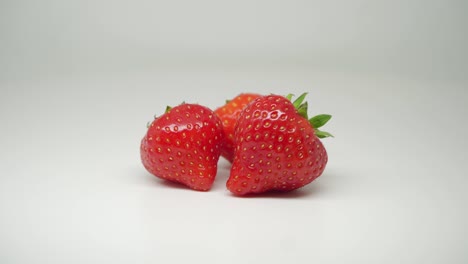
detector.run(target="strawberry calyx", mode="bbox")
[147,105,174,128]
[286,93,333,138]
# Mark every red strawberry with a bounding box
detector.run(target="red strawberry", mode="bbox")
[227,93,332,195]
[140,104,225,191]
[214,93,261,162]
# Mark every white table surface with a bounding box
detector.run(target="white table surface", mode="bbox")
[1,67,467,263]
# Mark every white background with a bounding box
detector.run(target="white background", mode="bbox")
[1,0,467,263]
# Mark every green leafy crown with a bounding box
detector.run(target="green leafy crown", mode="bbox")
[286,93,333,139]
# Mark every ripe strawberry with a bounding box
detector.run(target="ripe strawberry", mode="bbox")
[140,104,224,191]
[227,93,332,195]
[214,93,261,162]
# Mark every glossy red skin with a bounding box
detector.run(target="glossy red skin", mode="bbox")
[214,93,261,162]
[227,95,328,195]
[140,104,224,191]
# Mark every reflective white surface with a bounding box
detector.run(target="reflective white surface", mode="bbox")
[1,68,467,263]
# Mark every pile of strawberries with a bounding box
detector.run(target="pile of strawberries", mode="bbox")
[140,93,332,196]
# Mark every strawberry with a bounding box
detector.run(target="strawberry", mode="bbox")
[140,103,225,191]
[226,93,332,195]
[214,93,261,162]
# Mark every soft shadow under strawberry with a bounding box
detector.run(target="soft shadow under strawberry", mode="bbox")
[225,171,337,199]
[225,185,320,199]
[138,170,196,190]
[159,179,197,190]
